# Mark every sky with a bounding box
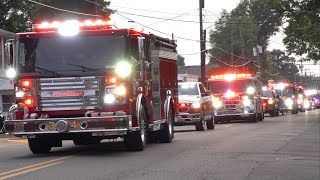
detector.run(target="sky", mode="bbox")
[108,0,319,77]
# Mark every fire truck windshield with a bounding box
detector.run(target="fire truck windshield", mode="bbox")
[208,79,253,94]
[262,90,273,97]
[282,87,294,97]
[17,35,126,75]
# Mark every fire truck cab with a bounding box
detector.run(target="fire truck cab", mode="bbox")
[207,73,264,123]
[4,19,178,153]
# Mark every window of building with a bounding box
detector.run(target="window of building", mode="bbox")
[2,95,14,113]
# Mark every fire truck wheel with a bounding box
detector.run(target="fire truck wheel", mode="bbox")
[195,112,205,131]
[206,112,215,130]
[158,107,174,143]
[124,105,147,151]
[28,138,52,154]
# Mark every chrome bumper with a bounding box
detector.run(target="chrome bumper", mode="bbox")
[175,113,201,124]
[4,115,133,136]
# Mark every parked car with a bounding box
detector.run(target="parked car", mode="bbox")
[0,110,5,134]
[175,82,215,131]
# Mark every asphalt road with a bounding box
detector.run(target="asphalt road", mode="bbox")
[0,110,319,180]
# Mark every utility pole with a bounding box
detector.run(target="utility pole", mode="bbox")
[231,30,234,70]
[199,0,205,83]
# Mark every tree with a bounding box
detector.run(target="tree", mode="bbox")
[31,0,113,22]
[177,55,185,66]
[0,0,39,32]
[271,0,320,62]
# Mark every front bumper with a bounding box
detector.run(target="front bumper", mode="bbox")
[214,110,254,121]
[175,113,201,125]
[4,115,133,137]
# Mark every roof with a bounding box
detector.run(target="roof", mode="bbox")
[0,78,14,91]
[0,29,15,38]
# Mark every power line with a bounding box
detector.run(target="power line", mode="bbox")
[117,11,215,23]
[28,0,102,17]
[115,12,202,42]
[209,54,252,67]
[180,49,207,56]
[147,10,197,26]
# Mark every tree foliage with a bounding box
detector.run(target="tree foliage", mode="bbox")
[0,0,112,33]
[208,0,283,81]
[177,55,185,66]
[271,0,320,62]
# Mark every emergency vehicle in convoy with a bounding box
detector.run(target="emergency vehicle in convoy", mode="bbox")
[207,73,264,123]
[4,19,178,153]
[277,83,305,114]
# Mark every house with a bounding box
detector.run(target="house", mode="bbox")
[0,29,15,116]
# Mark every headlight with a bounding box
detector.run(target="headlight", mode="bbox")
[303,101,310,108]
[243,99,251,106]
[115,61,132,78]
[285,98,293,106]
[115,86,126,96]
[104,94,116,104]
[192,102,201,109]
[212,97,222,108]
[268,98,274,104]
[246,87,255,94]
[6,68,16,79]
[15,91,24,98]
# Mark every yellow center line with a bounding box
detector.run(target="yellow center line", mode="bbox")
[0,154,75,177]
[0,161,64,180]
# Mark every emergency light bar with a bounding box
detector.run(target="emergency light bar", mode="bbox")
[210,73,253,81]
[32,19,114,32]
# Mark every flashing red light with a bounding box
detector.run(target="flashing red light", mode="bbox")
[24,97,34,107]
[210,73,253,80]
[179,103,187,107]
[263,102,267,107]
[225,90,236,98]
[106,77,117,85]
[21,80,32,88]
[33,19,113,31]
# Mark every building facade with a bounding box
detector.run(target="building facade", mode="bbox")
[0,29,15,116]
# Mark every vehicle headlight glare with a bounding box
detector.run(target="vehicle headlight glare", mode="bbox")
[104,94,116,104]
[115,61,132,78]
[16,91,24,98]
[243,99,251,106]
[115,86,126,96]
[285,98,293,106]
[6,68,16,79]
[268,98,274,104]
[246,87,255,94]
[192,102,201,109]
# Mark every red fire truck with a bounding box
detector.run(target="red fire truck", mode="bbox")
[207,73,264,123]
[4,19,178,153]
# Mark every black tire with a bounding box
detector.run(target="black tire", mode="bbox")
[195,112,205,131]
[159,107,174,143]
[275,109,280,116]
[251,113,258,123]
[292,108,298,114]
[124,105,147,151]
[28,138,52,154]
[258,113,263,121]
[271,107,276,117]
[206,112,215,130]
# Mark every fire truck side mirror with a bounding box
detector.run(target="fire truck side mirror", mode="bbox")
[5,40,15,66]
[137,37,145,60]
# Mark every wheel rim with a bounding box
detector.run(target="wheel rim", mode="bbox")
[168,110,173,136]
[140,109,146,143]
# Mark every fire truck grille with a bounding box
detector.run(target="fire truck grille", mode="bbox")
[221,96,241,111]
[38,77,101,111]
